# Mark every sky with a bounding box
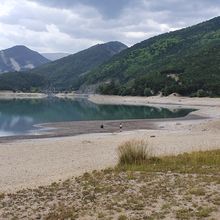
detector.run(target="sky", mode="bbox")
[0,0,219,53]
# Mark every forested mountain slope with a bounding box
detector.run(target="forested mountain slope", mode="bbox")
[0,42,127,91]
[83,16,220,97]
[31,41,127,91]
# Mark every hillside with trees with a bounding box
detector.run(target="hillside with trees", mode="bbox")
[0,42,127,92]
[30,41,127,91]
[0,17,219,97]
[82,16,220,97]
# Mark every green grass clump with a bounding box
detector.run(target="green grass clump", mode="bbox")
[118,215,128,220]
[0,193,5,200]
[196,206,214,218]
[189,188,206,196]
[45,204,78,220]
[118,139,153,165]
[176,208,192,219]
[117,140,220,174]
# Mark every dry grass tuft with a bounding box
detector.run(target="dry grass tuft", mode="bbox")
[118,139,152,166]
[117,139,220,174]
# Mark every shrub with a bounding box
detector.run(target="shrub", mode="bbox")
[144,87,152,96]
[196,89,208,97]
[118,139,152,166]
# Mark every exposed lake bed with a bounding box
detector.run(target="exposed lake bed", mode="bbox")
[0,95,220,193]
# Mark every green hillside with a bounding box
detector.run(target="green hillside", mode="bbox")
[0,17,219,96]
[0,72,48,92]
[83,16,220,97]
[0,41,127,92]
[30,41,127,91]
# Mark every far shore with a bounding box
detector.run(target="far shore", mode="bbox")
[0,91,79,99]
[0,91,48,99]
[0,94,220,192]
[89,94,220,118]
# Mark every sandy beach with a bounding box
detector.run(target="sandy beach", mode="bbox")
[0,91,48,99]
[0,95,220,192]
[0,91,87,100]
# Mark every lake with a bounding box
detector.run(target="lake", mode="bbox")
[0,98,193,136]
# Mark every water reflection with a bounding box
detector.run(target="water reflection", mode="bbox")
[0,98,193,136]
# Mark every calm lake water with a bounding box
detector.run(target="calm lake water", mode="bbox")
[0,98,193,136]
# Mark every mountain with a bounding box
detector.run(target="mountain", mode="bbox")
[0,41,127,91]
[82,16,220,97]
[0,45,50,73]
[1,16,220,97]
[30,41,128,90]
[41,53,70,61]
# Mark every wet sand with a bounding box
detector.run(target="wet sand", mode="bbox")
[0,114,201,143]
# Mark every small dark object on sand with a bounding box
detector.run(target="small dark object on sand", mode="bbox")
[120,123,122,132]
[100,124,104,129]
[150,135,156,138]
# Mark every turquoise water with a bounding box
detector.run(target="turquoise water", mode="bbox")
[0,98,193,136]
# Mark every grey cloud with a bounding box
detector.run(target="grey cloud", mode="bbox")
[141,0,220,24]
[28,0,134,19]
[0,0,219,53]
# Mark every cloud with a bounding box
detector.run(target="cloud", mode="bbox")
[0,0,103,52]
[0,0,219,53]
[29,0,134,19]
